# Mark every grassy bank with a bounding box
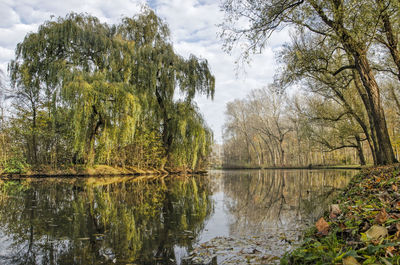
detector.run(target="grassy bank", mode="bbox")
[282,164,400,265]
[0,164,207,178]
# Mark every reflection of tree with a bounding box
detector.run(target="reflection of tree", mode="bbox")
[220,170,355,236]
[0,176,212,265]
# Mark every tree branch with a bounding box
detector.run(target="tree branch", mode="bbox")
[332,65,356,76]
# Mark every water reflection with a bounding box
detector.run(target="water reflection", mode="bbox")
[221,170,353,235]
[0,170,356,264]
[0,176,212,265]
[196,169,355,260]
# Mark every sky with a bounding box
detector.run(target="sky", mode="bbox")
[0,0,290,143]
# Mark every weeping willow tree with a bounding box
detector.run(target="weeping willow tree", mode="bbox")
[117,9,215,169]
[168,102,213,170]
[8,8,215,170]
[10,13,140,166]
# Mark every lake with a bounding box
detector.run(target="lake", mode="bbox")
[0,169,357,264]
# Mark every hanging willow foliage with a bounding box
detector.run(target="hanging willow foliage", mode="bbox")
[8,8,215,169]
[117,9,215,168]
[168,102,213,170]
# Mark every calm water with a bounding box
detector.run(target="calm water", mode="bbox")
[0,169,357,264]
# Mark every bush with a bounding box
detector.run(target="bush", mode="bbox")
[3,157,28,174]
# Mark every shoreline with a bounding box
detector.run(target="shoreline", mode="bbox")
[214,165,364,170]
[0,165,208,179]
[282,163,400,264]
[0,164,361,179]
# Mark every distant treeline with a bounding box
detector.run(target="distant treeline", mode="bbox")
[223,85,399,168]
[0,8,215,173]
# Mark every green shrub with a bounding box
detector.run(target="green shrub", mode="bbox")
[3,157,28,174]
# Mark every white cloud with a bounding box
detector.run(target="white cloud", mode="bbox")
[0,2,20,28]
[0,0,290,143]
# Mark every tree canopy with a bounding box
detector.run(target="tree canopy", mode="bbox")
[220,0,400,165]
[4,8,214,171]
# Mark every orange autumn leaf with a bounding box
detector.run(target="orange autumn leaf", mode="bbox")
[329,212,337,219]
[386,246,396,257]
[316,217,329,235]
[375,208,388,224]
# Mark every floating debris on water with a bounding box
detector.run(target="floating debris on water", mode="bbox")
[182,235,294,265]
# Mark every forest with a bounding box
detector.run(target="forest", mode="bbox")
[1,1,400,264]
[221,0,400,168]
[0,8,215,174]
[1,0,400,173]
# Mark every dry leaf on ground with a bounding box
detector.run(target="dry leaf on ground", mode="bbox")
[386,246,395,257]
[330,204,341,219]
[316,217,329,235]
[365,225,388,240]
[375,208,388,224]
[331,204,341,215]
[343,256,361,265]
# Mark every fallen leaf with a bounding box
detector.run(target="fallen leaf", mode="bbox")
[343,256,361,265]
[392,184,398,191]
[365,225,388,240]
[331,204,341,215]
[386,246,395,257]
[330,204,341,219]
[395,223,400,238]
[391,213,400,219]
[316,217,329,235]
[375,208,389,224]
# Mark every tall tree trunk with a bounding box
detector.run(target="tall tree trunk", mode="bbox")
[311,1,397,165]
[32,104,38,165]
[261,135,275,167]
[330,77,377,164]
[155,84,172,168]
[248,138,261,166]
[245,137,251,164]
[279,138,285,166]
[86,105,103,166]
[352,70,378,164]
[354,54,397,164]
[355,135,366,165]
